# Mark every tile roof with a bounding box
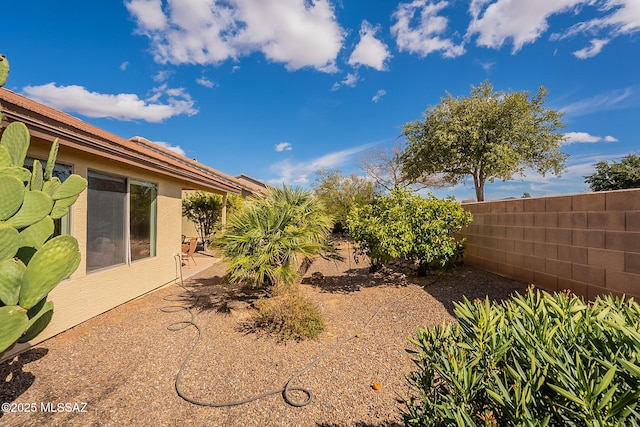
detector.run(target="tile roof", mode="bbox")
[0,88,242,194]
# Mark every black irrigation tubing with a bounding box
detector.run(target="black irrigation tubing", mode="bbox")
[163,247,425,409]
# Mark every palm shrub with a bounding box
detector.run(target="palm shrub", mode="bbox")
[347,188,471,274]
[403,288,640,426]
[214,185,334,288]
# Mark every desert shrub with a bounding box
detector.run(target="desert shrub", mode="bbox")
[214,185,334,288]
[251,286,324,340]
[403,288,640,426]
[346,188,471,273]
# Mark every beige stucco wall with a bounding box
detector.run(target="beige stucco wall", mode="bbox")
[457,189,640,301]
[3,140,186,360]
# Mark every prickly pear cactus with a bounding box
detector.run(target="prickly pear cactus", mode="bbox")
[0,54,88,357]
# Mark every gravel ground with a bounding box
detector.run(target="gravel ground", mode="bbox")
[1,241,527,426]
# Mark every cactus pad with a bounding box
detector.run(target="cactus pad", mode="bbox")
[6,190,54,229]
[42,177,61,196]
[44,139,59,181]
[0,306,28,355]
[0,258,25,305]
[0,166,31,182]
[0,145,11,168]
[0,224,20,261]
[30,159,44,191]
[51,174,87,200]
[19,216,54,250]
[1,122,30,167]
[18,300,54,343]
[0,175,25,220]
[50,195,79,219]
[19,235,80,309]
[0,54,8,87]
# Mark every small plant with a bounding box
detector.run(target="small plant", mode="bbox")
[347,188,471,274]
[403,288,640,426]
[250,285,324,340]
[0,54,88,357]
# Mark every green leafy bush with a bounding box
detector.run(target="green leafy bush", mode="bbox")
[214,185,334,288]
[403,288,640,426]
[346,188,471,273]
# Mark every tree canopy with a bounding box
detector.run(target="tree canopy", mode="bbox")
[312,169,377,232]
[584,154,640,192]
[401,80,568,201]
[182,191,224,245]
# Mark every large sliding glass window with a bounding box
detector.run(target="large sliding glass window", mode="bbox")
[86,171,158,272]
[87,172,127,272]
[130,180,157,261]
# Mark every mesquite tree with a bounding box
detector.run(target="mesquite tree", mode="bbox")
[401,80,568,201]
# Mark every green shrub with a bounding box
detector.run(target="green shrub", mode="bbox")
[250,286,324,340]
[214,185,334,288]
[403,288,640,426]
[346,188,471,273]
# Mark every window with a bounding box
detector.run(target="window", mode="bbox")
[86,171,158,272]
[129,180,157,261]
[86,172,127,271]
[24,158,73,236]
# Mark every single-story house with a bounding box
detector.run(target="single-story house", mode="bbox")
[0,87,246,360]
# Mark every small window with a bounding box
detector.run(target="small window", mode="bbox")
[130,180,157,261]
[24,158,73,236]
[86,171,127,272]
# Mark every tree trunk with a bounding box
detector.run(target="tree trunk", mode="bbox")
[475,183,484,202]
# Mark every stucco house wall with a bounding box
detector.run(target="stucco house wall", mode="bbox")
[0,88,243,361]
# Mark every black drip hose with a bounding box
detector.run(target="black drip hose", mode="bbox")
[164,252,413,408]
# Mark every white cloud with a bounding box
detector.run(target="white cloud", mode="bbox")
[275,142,293,152]
[467,0,584,53]
[562,132,618,145]
[125,0,167,31]
[467,0,640,57]
[372,89,386,103]
[196,77,215,88]
[331,72,359,91]
[23,83,198,123]
[573,38,610,59]
[348,21,391,71]
[153,140,187,156]
[391,0,465,58]
[554,0,640,50]
[269,142,376,184]
[560,87,639,116]
[120,61,129,71]
[153,70,173,82]
[125,0,344,72]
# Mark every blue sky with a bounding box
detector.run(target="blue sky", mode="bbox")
[2,0,639,201]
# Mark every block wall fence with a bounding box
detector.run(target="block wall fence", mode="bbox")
[456,188,640,300]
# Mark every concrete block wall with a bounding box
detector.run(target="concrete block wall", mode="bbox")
[457,188,640,300]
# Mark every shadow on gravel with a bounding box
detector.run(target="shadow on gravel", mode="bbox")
[413,266,528,315]
[175,274,266,314]
[0,348,49,420]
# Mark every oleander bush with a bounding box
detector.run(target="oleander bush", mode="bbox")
[346,188,471,274]
[403,288,640,426]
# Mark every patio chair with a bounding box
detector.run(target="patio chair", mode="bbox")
[181,237,198,267]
